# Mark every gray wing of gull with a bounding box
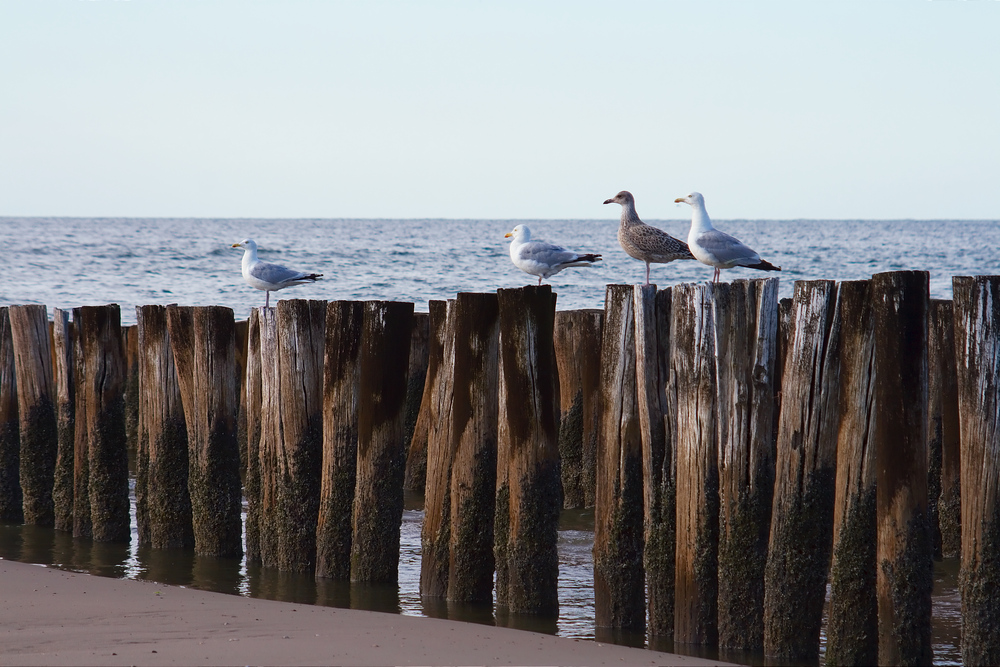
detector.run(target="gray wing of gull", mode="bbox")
[517,240,586,267]
[695,229,761,266]
[249,261,316,287]
[619,224,695,262]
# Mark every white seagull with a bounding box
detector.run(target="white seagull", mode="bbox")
[504,224,602,286]
[674,192,780,283]
[231,238,322,307]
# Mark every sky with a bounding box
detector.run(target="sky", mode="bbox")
[1,1,997,220]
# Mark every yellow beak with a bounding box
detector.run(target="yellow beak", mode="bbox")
[504,232,513,238]
[231,243,241,248]
[674,197,685,203]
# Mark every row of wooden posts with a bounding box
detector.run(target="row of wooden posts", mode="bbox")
[0,272,998,665]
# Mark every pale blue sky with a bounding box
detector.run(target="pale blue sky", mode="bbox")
[1,1,997,219]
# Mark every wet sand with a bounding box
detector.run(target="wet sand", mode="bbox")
[0,558,735,666]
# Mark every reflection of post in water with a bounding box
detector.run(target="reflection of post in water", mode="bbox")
[246,563,319,606]
[190,552,244,596]
[349,580,401,615]
[136,544,196,588]
[495,607,558,636]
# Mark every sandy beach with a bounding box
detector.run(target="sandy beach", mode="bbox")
[0,558,734,666]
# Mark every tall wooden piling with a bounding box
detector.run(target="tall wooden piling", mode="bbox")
[763,280,841,660]
[404,312,430,462]
[553,309,602,509]
[645,288,676,637]
[166,305,242,558]
[258,299,325,571]
[405,301,449,493]
[8,304,57,526]
[447,293,500,603]
[495,286,560,615]
[826,280,878,666]
[315,301,364,580]
[244,308,263,564]
[929,299,960,559]
[51,309,75,532]
[351,300,414,582]
[953,275,1000,666]
[136,305,192,550]
[420,300,456,597]
[0,307,22,522]
[593,285,645,631]
[78,304,130,543]
[123,324,139,455]
[671,283,719,645]
[715,278,778,651]
[872,271,932,667]
[71,307,90,539]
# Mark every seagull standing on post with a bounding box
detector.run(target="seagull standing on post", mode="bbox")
[603,190,695,285]
[675,192,780,283]
[232,238,323,308]
[504,224,602,286]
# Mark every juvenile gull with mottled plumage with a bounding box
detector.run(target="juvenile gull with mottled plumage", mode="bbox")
[232,238,323,307]
[675,192,781,283]
[603,190,695,285]
[504,224,602,285]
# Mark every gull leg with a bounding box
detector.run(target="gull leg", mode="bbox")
[265,291,270,308]
[538,276,542,286]
[713,268,720,283]
[645,262,651,286]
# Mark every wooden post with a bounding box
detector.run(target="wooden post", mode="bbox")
[645,288,676,638]
[234,318,249,475]
[244,308,263,564]
[166,305,242,558]
[51,309,75,532]
[872,271,932,667]
[420,300,456,598]
[929,299,960,559]
[826,280,878,666]
[258,299,325,571]
[78,304,130,543]
[136,305,192,550]
[593,285,645,631]
[495,286,560,614]
[71,307,90,539]
[715,278,779,651]
[315,301,364,580]
[0,307,22,523]
[447,292,500,603]
[553,309,603,509]
[8,304,57,526]
[123,324,139,456]
[763,280,841,660]
[351,300,414,582]
[671,283,718,645]
[403,312,430,468]
[405,301,448,493]
[953,275,1000,666]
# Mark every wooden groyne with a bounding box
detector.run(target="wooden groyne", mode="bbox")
[0,271,995,661]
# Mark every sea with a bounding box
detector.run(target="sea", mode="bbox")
[2,215,997,665]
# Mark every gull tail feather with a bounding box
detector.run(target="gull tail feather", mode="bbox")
[746,259,780,272]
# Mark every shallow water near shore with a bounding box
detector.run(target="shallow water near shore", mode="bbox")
[0,483,963,666]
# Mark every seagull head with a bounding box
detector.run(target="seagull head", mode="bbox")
[504,225,530,241]
[231,238,257,251]
[603,190,634,207]
[674,192,704,207]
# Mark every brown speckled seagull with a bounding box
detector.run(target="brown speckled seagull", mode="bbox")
[603,190,695,285]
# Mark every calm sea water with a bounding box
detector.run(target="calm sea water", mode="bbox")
[2,216,998,322]
[1,216,987,665]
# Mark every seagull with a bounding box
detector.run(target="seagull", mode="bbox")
[674,192,781,283]
[231,238,322,307]
[603,190,695,285]
[504,224,602,286]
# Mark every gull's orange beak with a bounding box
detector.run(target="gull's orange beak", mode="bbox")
[504,232,513,238]
[231,242,241,248]
[674,197,686,203]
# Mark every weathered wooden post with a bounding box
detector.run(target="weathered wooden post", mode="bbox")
[166,305,242,558]
[929,299,960,559]
[136,305,192,549]
[593,285,645,632]
[0,307,21,522]
[51,309,75,532]
[953,275,1000,666]
[244,308,263,565]
[71,307,90,539]
[419,300,456,597]
[404,312,430,461]
[79,304,130,543]
[763,280,841,660]
[257,299,326,571]
[872,271,932,667]
[645,288,676,638]
[553,309,602,509]
[447,292,500,603]
[315,301,364,579]
[495,285,560,614]
[671,282,718,645]
[351,300,414,582]
[405,300,448,492]
[826,280,878,666]
[715,278,778,651]
[123,324,139,455]
[8,304,57,526]
[234,317,249,474]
